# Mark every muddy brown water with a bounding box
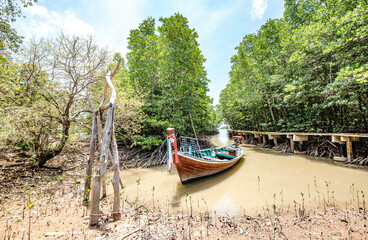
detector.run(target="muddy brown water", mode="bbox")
[109,129,368,216]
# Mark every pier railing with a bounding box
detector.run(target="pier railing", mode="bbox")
[228,129,368,162]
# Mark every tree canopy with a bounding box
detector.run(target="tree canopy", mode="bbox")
[0,34,110,166]
[0,0,37,63]
[127,13,216,148]
[219,0,368,133]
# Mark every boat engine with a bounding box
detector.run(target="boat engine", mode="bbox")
[232,136,244,146]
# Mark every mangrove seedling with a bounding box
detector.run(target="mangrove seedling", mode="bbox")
[257,176,261,192]
[202,196,208,218]
[351,183,355,201]
[135,178,141,203]
[357,190,360,210]
[361,191,366,212]
[325,181,330,204]
[185,192,189,224]
[73,176,78,186]
[314,176,317,192]
[27,200,34,240]
[293,200,297,216]
[214,210,217,228]
[199,212,204,240]
[120,185,126,209]
[280,190,284,212]
[300,192,305,217]
[190,196,193,218]
[152,186,155,210]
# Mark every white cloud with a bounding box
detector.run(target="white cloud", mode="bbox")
[250,0,268,20]
[18,5,95,39]
[175,0,237,38]
[91,0,145,57]
[173,0,241,68]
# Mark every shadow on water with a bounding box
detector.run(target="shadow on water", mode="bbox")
[244,143,368,171]
[170,157,245,208]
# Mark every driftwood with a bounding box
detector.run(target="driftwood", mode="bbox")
[83,61,122,226]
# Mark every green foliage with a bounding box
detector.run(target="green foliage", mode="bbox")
[126,13,216,148]
[0,34,109,166]
[0,0,37,62]
[219,0,368,132]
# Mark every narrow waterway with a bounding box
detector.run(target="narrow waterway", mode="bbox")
[111,129,368,216]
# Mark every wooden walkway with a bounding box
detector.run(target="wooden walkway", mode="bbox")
[228,129,368,162]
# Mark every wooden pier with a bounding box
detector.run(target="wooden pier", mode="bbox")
[228,130,368,162]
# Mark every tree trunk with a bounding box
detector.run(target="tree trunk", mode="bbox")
[37,120,70,167]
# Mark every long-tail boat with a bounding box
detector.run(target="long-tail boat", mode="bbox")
[166,128,244,183]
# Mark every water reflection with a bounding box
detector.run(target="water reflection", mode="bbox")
[112,129,368,216]
[217,128,230,146]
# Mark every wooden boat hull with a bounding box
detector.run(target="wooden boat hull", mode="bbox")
[175,149,243,183]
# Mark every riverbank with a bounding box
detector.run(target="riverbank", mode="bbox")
[1,168,367,239]
[1,135,368,239]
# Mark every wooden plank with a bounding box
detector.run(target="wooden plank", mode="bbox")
[331,136,343,144]
[341,136,359,142]
[229,130,368,138]
[268,134,280,140]
[293,135,308,142]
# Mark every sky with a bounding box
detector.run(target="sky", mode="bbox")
[14,0,285,105]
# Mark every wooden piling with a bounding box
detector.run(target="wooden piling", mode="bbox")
[88,62,121,226]
[346,137,353,162]
[268,135,280,147]
[287,135,295,151]
[90,175,101,226]
[84,114,97,204]
[111,125,121,220]
[229,129,367,160]
[341,136,359,162]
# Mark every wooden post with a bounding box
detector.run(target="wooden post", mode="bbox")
[84,114,97,204]
[339,144,344,157]
[95,113,107,199]
[89,107,113,226]
[346,137,353,162]
[331,135,347,161]
[292,135,308,154]
[90,175,101,226]
[287,135,295,151]
[340,136,359,162]
[89,63,121,226]
[110,125,121,220]
[262,135,267,145]
[268,135,280,147]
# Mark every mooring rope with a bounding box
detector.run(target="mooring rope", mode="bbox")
[139,169,168,207]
